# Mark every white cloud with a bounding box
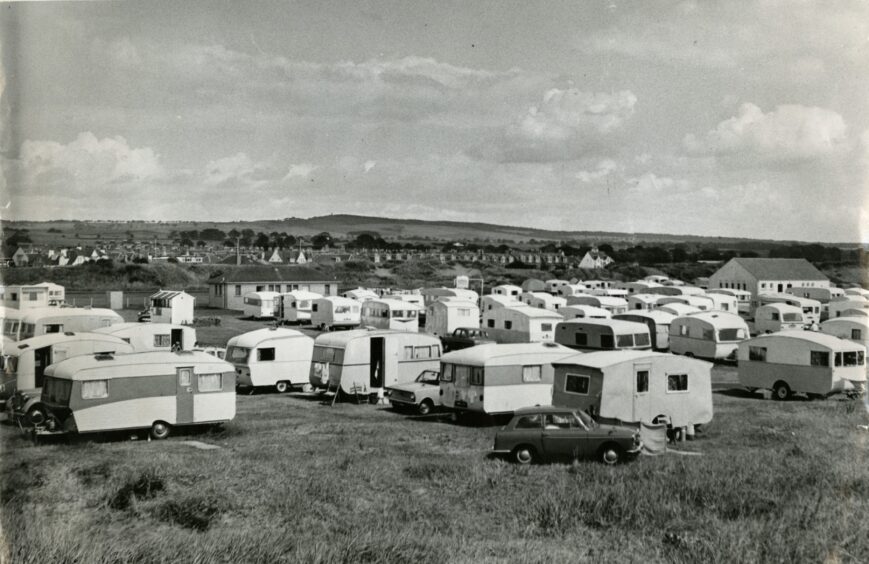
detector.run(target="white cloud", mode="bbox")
[203,152,283,188]
[363,160,377,173]
[283,163,317,179]
[684,103,848,162]
[576,159,618,183]
[627,173,677,194]
[19,132,162,189]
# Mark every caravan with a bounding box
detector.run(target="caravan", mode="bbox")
[16,307,123,341]
[279,291,322,324]
[566,295,628,315]
[226,328,314,392]
[554,319,652,352]
[311,297,361,331]
[559,305,612,320]
[424,299,480,337]
[482,306,562,343]
[753,293,821,325]
[613,310,675,351]
[738,332,866,399]
[669,312,749,360]
[708,289,752,315]
[491,285,522,299]
[94,322,196,351]
[309,329,442,396]
[521,292,566,312]
[242,291,281,319]
[439,342,573,416]
[753,304,806,334]
[361,299,421,332]
[551,351,713,429]
[36,351,236,439]
[820,317,869,351]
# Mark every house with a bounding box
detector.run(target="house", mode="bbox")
[12,248,29,267]
[207,265,339,310]
[578,247,614,269]
[709,258,829,298]
[149,290,196,325]
[1,284,52,309]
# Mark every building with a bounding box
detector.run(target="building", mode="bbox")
[207,265,339,310]
[578,247,614,269]
[149,290,196,325]
[709,258,829,297]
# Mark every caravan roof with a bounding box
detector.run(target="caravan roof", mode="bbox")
[681,311,746,328]
[505,305,563,319]
[11,332,129,355]
[552,350,710,370]
[615,310,675,324]
[655,303,700,316]
[368,298,423,311]
[441,342,572,366]
[228,327,309,348]
[558,318,647,332]
[45,351,231,381]
[746,331,861,352]
[314,328,432,348]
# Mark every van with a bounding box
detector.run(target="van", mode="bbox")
[738,332,866,399]
[311,297,361,331]
[36,351,236,439]
[309,329,442,396]
[554,319,652,352]
[439,342,573,416]
[226,328,314,392]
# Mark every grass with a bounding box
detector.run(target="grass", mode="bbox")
[2,372,868,563]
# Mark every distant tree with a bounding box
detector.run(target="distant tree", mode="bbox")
[200,228,226,241]
[311,232,332,249]
[671,246,690,262]
[241,228,255,241]
[196,240,207,248]
[255,232,270,250]
[180,237,194,247]
[228,229,241,239]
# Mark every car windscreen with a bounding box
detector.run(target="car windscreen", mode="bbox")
[226,346,250,362]
[42,377,72,405]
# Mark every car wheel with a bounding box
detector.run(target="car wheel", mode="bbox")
[599,443,623,465]
[512,445,536,465]
[772,381,791,401]
[150,421,171,440]
[26,405,46,427]
[275,381,289,393]
[417,400,433,416]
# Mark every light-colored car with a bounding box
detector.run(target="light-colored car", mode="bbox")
[492,406,642,465]
[385,370,441,415]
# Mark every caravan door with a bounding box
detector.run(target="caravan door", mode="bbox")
[171,328,184,350]
[33,346,52,388]
[176,367,194,424]
[370,337,385,388]
[632,364,651,422]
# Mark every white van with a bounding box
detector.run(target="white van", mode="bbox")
[37,351,236,439]
[226,327,314,392]
[311,297,361,331]
[439,342,573,416]
[738,332,866,399]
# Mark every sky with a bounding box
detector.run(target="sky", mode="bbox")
[1,0,867,243]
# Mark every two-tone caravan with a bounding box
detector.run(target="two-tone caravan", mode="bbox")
[424,300,480,337]
[361,299,421,332]
[2,332,134,416]
[16,307,124,341]
[707,289,752,316]
[521,292,566,312]
[738,332,866,399]
[280,291,322,324]
[309,329,442,396]
[311,297,361,331]
[242,291,280,319]
[551,351,713,429]
[566,295,628,315]
[482,306,562,343]
[669,312,749,360]
[613,310,675,351]
[93,322,196,351]
[820,317,869,351]
[36,351,236,439]
[754,293,821,325]
[753,304,805,334]
[559,305,612,320]
[491,285,522,299]
[226,328,314,392]
[554,319,652,352]
[439,342,573,416]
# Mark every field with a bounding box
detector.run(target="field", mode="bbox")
[2,337,868,563]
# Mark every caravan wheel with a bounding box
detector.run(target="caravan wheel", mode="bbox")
[275,381,290,393]
[772,382,791,401]
[150,421,171,440]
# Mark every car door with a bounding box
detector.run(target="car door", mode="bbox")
[541,412,591,460]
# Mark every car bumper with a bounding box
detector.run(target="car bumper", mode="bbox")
[389,399,418,409]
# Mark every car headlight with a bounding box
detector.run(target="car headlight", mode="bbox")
[409,393,416,402]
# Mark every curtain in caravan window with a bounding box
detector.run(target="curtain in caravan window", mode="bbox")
[82,380,108,399]
[404,346,414,360]
[522,365,542,383]
[198,373,222,392]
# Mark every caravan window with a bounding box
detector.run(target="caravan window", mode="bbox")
[43,377,71,404]
[504,320,513,330]
[635,333,650,347]
[719,328,746,341]
[470,367,484,386]
[313,346,343,364]
[155,334,171,347]
[600,334,614,349]
[198,373,223,392]
[851,329,862,340]
[574,332,588,346]
[522,365,542,383]
[458,308,471,317]
[45,324,63,334]
[541,323,553,331]
[564,373,590,395]
[617,334,633,348]
[636,370,649,393]
[440,363,454,382]
[810,351,829,367]
[404,346,414,360]
[228,346,250,361]
[82,380,109,399]
[749,346,767,361]
[838,351,862,367]
[666,374,688,393]
[455,365,470,386]
[413,346,438,359]
[257,348,276,362]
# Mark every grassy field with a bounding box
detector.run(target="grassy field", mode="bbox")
[2,359,868,563]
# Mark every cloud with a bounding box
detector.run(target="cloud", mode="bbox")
[363,160,377,173]
[18,132,162,189]
[627,173,677,194]
[203,152,288,188]
[475,88,637,162]
[576,159,618,183]
[683,103,848,162]
[283,163,318,180]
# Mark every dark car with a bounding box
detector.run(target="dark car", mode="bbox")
[493,406,642,465]
[440,327,495,352]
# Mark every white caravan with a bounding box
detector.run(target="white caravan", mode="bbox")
[425,299,480,337]
[94,322,197,351]
[16,307,124,341]
[361,299,421,332]
[669,312,749,360]
[559,305,612,320]
[753,304,806,334]
[226,328,314,392]
[242,291,281,319]
[311,297,361,331]
[613,310,675,351]
[280,290,322,324]
[482,306,562,343]
[554,319,652,353]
